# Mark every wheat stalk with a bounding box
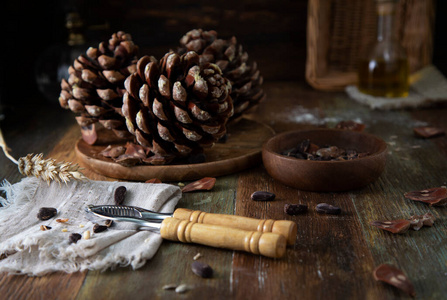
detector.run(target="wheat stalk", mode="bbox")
[1,126,87,184]
[0,126,18,165]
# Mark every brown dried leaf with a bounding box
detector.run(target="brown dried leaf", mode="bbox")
[335,120,366,132]
[404,187,447,206]
[373,264,415,297]
[370,219,410,234]
[181,177,216,193]
[145,178,162,184]
[413,126,445,138]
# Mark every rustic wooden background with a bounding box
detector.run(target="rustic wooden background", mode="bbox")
[2,0,447,113]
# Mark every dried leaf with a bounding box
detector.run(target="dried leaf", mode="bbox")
[181,177,216,193]
[335,120,365,132]
[145,178,162,183]
[373,264,415,297]
[404,187,447,206]
[370,219,410,234]
[413,126,445,138]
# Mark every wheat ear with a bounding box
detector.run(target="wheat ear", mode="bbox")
[1,127,87,184]
[17,153,88,184]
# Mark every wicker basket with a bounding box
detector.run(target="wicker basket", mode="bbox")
[305,0,435,91]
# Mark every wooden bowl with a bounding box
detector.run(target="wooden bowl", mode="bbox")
[262,129,387,192]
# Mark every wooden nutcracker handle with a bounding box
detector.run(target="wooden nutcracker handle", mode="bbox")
[160,218,287,258]
[172,208,297,245]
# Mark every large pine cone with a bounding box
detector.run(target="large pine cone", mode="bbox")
[178,29,265,120]
[122,51,233,165]
[59,31,139,144]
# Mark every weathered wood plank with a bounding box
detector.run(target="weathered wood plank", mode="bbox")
[321,95,447,299]
[0,271,86,300]
[1,82,447,300]
[232,166,386,299]
[75,175,237,299]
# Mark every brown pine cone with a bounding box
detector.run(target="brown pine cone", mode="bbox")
[59,31,139,144]
[178,29,265,120]
[122,51,233,165]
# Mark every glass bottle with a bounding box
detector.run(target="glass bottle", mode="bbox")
[358,0,409,98]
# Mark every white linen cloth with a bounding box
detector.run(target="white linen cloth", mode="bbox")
[0,177,181,276]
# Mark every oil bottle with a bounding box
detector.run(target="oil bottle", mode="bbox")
[358,0,409,98]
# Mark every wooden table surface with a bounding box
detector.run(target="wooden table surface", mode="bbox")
[1,81,446,300]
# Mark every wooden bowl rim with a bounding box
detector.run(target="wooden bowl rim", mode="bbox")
[262,128,388,164]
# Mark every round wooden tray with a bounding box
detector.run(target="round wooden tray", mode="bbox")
[75,118,275,181]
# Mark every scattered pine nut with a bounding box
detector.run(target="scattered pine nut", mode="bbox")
[61,228,68,232]
[83,230,91,240]
[162,284,177,290]
[175,284,189,293]
[56,218,69,223]
[193,253,202,260]
[79,224,85,228]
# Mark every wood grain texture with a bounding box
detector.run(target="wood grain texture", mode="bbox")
[75,175,237,300]
[232,167,386,299]
[1,82,447,299]
[75,118,274,181]
[320,92,447,299]
[0,271,86,300]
